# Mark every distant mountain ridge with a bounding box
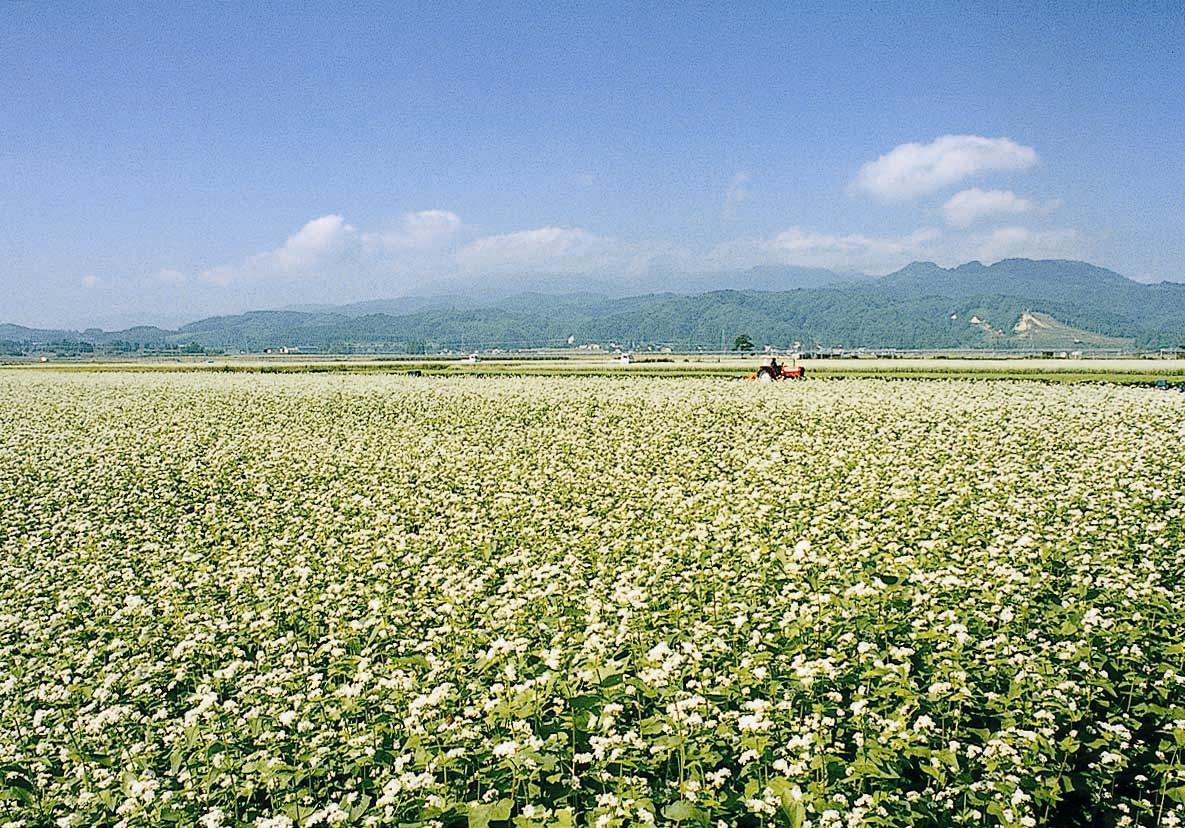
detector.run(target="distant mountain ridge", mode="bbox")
[866,259,1142,305]
[3,259,1183,354]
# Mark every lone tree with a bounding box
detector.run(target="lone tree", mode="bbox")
[733,333,754,353]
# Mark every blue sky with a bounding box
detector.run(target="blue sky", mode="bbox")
[2,1,1183,327]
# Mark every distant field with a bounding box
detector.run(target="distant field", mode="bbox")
[5,354,1185,385]
[1,373,1184,826]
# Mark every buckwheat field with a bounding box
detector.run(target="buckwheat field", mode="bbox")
[2,372,1184,828]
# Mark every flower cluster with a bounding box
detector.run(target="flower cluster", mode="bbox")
[1,372,1183,826]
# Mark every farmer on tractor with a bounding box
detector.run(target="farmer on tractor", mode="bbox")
[749,355,806,382]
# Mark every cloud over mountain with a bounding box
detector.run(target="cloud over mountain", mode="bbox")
[973,226,1079,262]
[943,189,1035,227]
[196,211,464,288]
[362,210,462,252]
[943,188,1060,228]
[456,227,616,273]
[855,135,1039,201]
[764,226,942,271]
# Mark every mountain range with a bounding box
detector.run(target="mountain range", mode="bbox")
[3,259,1183,354]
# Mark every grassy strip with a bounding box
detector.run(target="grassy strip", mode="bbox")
[4,359,1185,385]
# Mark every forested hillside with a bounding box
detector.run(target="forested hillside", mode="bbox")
[4,259,1182,354]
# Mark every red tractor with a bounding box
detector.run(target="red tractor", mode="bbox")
[748,356,806,382]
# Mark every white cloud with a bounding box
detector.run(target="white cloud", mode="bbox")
[198,264,238,288]
[943,189,1033,227]
[707,220,1081,274]
[199,214,360,285]
[722,172,752,220]
[80,274,101,288]
[973,226,1079,262]
[168,206,1081,304]
[196,211,470,287]
[855,135,1039,200]
[266,214,357,272]
[754,226,943,272]
[942,188,1061,228]
[363,209,462,252]
[456,227,615,273]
